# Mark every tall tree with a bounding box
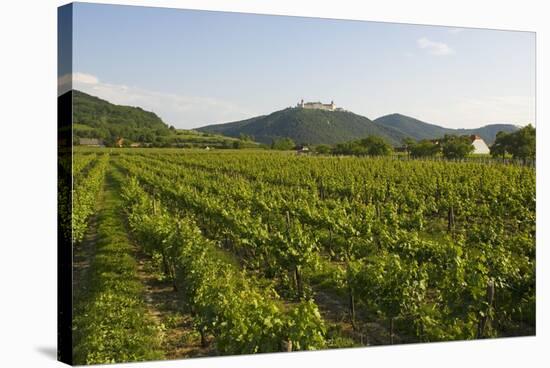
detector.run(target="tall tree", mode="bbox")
[359,136,393,156]
[410,139,441,158]
[401,137,416,158]
[490,125,535,161]
[508,125,536,161]
[441,135,474,159]
[271,137,296,150]
[490,131,512,159]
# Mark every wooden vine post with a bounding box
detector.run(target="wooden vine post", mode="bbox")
[477,279,495,338]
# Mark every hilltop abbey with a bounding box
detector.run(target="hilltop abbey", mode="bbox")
[296,99,344,111]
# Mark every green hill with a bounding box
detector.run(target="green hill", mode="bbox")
[72,89,171,144]
[71,90,519,147]
[197,108,405,145]
[372,114,450,141]
[71,90,258,148]
[373,113,518,145]
[454,124,520,145]
[199,109,519,147]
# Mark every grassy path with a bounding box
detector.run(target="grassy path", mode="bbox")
[109,164,213,359]
[73,165,163,365]
[133,247,213,359]
[72,184,102,302]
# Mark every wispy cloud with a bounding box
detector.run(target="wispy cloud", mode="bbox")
[73,72,99,84]
[58,72,99,95]
[417,37,455,56]
[62,72,255,128]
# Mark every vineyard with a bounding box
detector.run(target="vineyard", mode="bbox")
[70,148,535,364]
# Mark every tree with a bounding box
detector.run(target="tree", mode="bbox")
[359,136,393,156]
[440,135,474,159]
[239,133,254,142]
[402,137,416,157]
[331,136,392,156]
[509,125,536,160]
[314,144,331,154]
[490,125,536,161]
[271,138,296,150]
[410,140,440,158]
[490,131,512,159]
[332,141,365,156]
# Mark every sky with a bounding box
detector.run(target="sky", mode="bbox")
[64,2,536,129]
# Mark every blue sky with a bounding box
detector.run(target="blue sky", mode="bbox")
[68,2,535,129]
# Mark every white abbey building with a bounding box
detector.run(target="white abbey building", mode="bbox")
[470,135,490,154]
[297,99,344,111]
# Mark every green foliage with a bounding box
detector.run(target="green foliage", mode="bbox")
[490,131,511,158]
[111,149,532,344]
[72,91,262,149]
[201,110,519,147]
[358,136,393,156]
[401,137,416,155]
[170,130,258,149]
[72,90,171,145]
[355,250,428,320]
[332,135,393,156]
[199,107,404,146]
[120,174,326,354]
[285,300,326,350]
[73,90,518,152]
[73,148,535,358]
[72,153,109,242]
[239,133,254,141]
[375,113,518,145]
[73,168,163,365]
[410,139,440,158]
[271,137,296,150]
[490,125,536,160]
[440,135,474,159]
[314,144,331,154]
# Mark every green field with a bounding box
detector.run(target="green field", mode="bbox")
[68,148,536,364]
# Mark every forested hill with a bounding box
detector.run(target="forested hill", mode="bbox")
[197,108,405,146]
[71,89,520,147]
[199,108,519,146]
[72,89,171,144]
[373,113,518,145]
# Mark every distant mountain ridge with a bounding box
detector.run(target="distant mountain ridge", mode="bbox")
[198,108,406,146]
[70,90,519,147]
[198,109,519,146]
[373,113,518,145]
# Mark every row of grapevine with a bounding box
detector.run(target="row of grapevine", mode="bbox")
[73,152,97,177]
[114,154,329,301]
[129,150,534,238]
[110,149,535,344]
[118,171,327,354]
[73,166,163,365]
[72,153,109,243]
